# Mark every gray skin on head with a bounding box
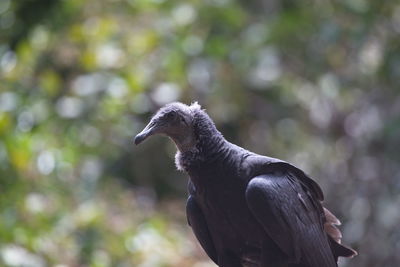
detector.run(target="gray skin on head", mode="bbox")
[134,102,199,153]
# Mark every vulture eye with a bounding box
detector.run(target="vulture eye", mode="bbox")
[165,112,176,120]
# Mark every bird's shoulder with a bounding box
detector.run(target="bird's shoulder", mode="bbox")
[241,153,324,201]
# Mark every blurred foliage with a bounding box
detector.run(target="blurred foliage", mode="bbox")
[0,0,399,266]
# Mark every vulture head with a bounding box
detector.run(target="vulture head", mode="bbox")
[134,102,201,152]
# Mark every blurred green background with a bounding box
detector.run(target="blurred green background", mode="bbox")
[0,0,399,266]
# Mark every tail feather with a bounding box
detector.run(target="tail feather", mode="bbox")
[323,207,342,243]
[323,207,357,261]
[328,235,358,261]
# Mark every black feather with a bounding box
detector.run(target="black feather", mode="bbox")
[142,103,357,266]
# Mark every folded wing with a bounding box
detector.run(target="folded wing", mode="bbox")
[186,195,218,264]
[245,172,338,267]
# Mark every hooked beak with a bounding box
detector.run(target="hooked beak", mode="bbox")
[134,121,157,145]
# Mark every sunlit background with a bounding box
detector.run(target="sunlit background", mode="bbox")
[0,0,399,266]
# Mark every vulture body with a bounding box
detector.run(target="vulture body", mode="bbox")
[135,102,356,267]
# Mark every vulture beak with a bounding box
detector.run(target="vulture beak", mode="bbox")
[134,120,158,145]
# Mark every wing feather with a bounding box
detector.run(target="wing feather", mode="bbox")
[186,195,218,264]
[245,172,337,267]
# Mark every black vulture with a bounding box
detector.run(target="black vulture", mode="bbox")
[134,102,357,267]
